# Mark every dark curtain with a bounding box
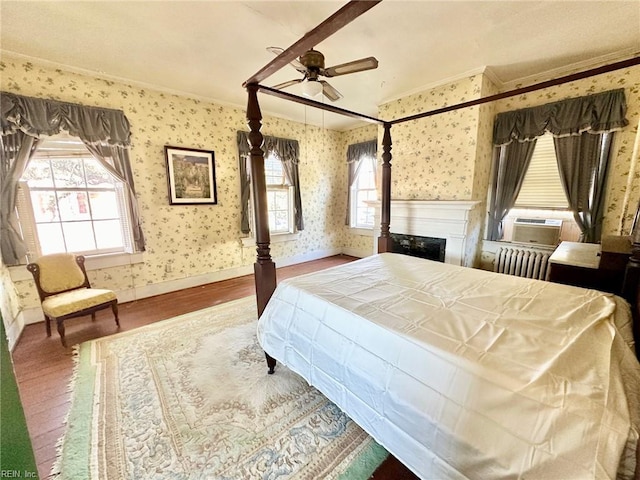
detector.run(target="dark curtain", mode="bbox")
[345,140,377,225]
[1,92,145,264]
[487,140,537,241]
[554,132,613,242]
[237,131,304,233]
[0,132,41,265]
[83,144,146,251]
[489,89,627,243]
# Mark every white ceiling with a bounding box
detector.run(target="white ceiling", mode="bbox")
[2,1,639,131]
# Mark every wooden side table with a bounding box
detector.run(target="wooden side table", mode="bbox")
[548,241,602,290]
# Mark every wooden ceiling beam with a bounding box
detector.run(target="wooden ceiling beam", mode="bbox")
[243,0,382,87]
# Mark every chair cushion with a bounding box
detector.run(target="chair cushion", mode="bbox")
[41,288,117,318]
[36,253,86,293]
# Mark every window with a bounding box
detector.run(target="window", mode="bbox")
[501,134,579,243]
[264,153,294,234]
[350,155,376,229]
[17,134,134,258]
[514,134,568,209]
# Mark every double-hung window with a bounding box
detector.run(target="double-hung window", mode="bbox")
[349,155,376,229]
[264,153,295,235]
[17,134,134,258]
[347,140,377,230]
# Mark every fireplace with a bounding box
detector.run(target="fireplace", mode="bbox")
[370,200,480,266]
[391,233,446,262]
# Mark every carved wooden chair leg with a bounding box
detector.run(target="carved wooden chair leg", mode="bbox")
[45,316,52,337]
[91,312,96,322]
[112,302,120,327]
[56,319,67,348]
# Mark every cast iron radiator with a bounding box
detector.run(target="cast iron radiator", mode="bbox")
[494,246,552,281]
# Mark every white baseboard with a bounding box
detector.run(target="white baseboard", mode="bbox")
[21,248,345,326]
[341,247,370,259]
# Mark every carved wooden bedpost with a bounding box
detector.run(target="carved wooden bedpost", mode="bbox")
[622,225,640,359]
[246,83,278,374]
[378,122,393,253]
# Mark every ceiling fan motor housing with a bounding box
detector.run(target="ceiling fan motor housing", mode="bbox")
[300,49,325,70]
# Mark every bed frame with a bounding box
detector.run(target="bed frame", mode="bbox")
[241,1,640,375]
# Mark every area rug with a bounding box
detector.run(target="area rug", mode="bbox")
[52,296,388,479]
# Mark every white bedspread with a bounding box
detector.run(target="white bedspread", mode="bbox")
[257,253,640,479]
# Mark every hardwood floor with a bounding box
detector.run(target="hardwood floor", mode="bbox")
[11,254,418,480]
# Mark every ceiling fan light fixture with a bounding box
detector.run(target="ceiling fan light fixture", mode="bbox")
[301,80,323,98]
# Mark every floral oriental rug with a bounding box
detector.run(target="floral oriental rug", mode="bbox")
[52,296,388,479]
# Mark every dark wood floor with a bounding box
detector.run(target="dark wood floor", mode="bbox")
[11,254,419,480]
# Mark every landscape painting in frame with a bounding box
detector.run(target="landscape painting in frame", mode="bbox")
[165,146,217,205]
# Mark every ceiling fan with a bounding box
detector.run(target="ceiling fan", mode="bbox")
[267,46,378,101]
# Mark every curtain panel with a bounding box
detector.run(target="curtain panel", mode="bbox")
[0,92,145,265]
[493,89,628,146]
[237,131,304,234]
[346,140,377,225]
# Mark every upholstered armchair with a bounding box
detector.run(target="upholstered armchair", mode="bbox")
[27,254,119,347]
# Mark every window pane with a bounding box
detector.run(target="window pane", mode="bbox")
[274,211,289,232]
[90,191,119,219]
[84,158,115,186]
[31,190,60,222]
[273,191,289,211]
[36,223,65,255]
[62,221,96,252]
[94,220,124,249]
[57,191,91,221]
[357,159,376,189]
[23,159,54,187]
[52,158,85,187]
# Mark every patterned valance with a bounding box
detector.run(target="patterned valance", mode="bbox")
[493,89,628,146]
[1,92,131,146]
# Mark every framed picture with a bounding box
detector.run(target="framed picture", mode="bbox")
[165,146,217,205]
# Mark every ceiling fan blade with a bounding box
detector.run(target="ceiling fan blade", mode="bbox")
[323,56,378,77]
[271,78,304,90]
[267,46,307,74]
[319,80,343,101]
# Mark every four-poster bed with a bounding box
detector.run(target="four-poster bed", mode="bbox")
[242,2,640,478]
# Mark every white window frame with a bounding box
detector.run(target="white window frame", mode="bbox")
[264,153,295,235]
[241,153,299,247]
[16,135,136,262]
[349,155,377,230]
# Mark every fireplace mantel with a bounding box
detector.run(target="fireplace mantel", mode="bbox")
[370,199,480,265]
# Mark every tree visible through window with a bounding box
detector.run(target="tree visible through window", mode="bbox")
[18,135,133,257]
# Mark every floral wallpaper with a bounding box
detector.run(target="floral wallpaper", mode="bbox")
[379,75,487,201]
[0,54,347,311]
[0,262,21,348]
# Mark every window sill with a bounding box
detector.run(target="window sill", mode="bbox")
[9,251,144,282]
[241,232,300,248]
[349,227,374,237]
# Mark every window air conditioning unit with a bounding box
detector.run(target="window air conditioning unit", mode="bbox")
[512,218,562,246]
